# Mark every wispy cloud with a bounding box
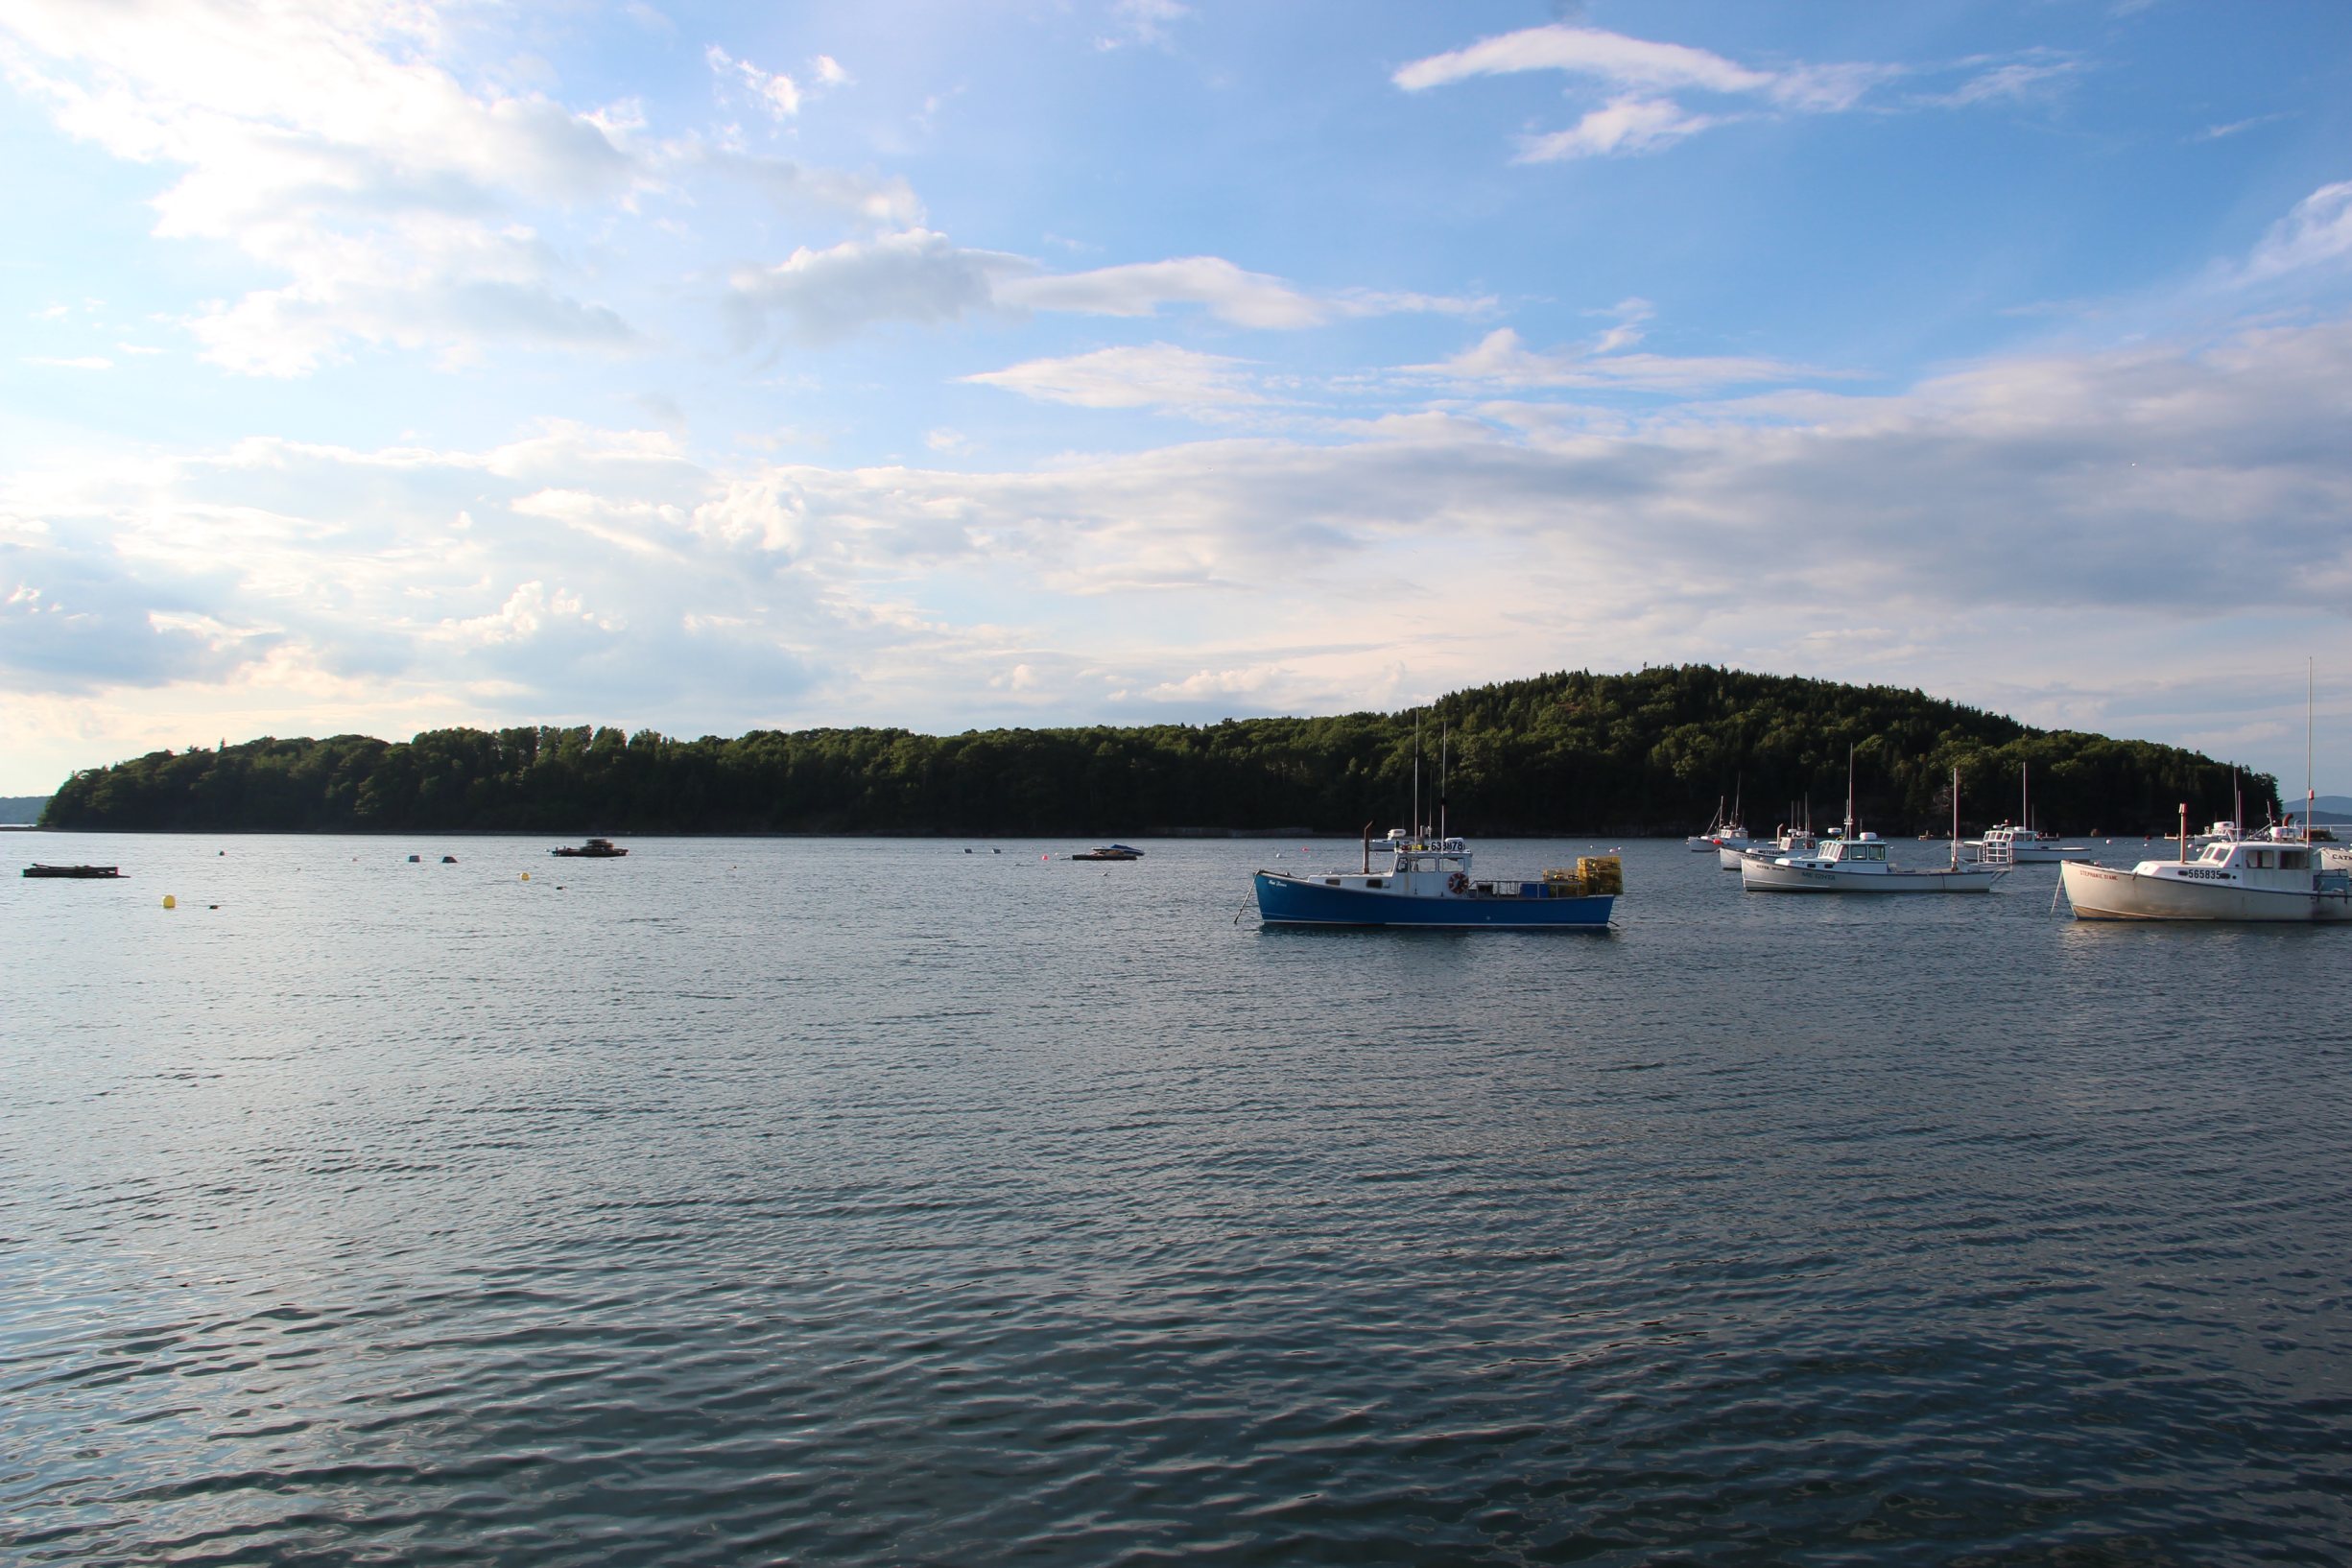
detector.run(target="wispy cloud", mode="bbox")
[2238,181,2352,283]
[1396,24,1898,161]
[1516,97,1723,162]
[999,256,1327,329]
[1095,0,1191,53]
[706,44,802,119]
[1401,302,1825,392]
[2195,112,2286,143]
[730,238,1486,345]
[1927,56,2082,108]
[1397,23,2080,163]
[964,344,1266,413]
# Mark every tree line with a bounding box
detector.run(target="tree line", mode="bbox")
[39,665,2275,837]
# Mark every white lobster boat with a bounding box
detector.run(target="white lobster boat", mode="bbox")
[1723,823,1818,869]
[2060,837,2352,922]
[1961,762,2090,862]
[1744,759,2007,893]
[1742,831,2008,893]
[1967,823,2092,864]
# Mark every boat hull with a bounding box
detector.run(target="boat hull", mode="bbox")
[2059,862,2352,922]
[1253,871,1612,928]
[1742,861,2005,893]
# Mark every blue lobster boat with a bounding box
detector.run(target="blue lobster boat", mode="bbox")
[1253,829,1617,929]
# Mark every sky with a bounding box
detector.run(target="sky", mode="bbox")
[3,0,2350,797]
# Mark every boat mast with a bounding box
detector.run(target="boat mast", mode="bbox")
[1951,765,1960,870]
[1844,744,1857,839]
[2021,760,2029,832]
[1438,714,1449,841]
[2308,657,2316,845]
[1413,709,1421,838]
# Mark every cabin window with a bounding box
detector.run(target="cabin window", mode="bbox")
[2282,850,2309,870]
[1366,878,1385,888]
[2251,850,2271,869]
[1324,877,1341,886]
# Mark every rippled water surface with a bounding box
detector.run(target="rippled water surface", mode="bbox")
[6,832,2350,1564]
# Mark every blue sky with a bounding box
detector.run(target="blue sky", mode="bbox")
[3,1,2349,797]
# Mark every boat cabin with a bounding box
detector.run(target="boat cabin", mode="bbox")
[2192,840,2312,871]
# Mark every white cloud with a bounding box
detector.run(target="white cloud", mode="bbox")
[728,229,1018,344]
[732,238,1485,344]
[1000,256,1326,328]
[1146,665,1287,701]
[1394,26,1773,97]
[1518,97,1721,162]
[1396,23,1906,161]
[2241,181,2352,283]
[706,44,800,119]
[22,355,114,370]
[0,0,651,374]
[965,344,1266,412]
[1405,306,1821,391]
[1932,58,2081,108]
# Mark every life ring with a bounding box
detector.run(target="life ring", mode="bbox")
[1447,871,1470,894]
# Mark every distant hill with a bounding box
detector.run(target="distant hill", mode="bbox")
[0,796,50,824]
[39,665,2276,838]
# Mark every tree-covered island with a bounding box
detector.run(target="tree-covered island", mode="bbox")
[40,665,2273,838]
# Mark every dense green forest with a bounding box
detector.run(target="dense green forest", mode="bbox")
[40,665,2274,837]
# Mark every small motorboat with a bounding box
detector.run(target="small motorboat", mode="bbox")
[551,837,629,858]
[22,864,122,878]
[1069,843,1145,861]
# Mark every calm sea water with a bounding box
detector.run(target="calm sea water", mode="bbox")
[5,831,2349,1565]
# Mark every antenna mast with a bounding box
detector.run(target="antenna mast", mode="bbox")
[1438,714,1449,841]
[1845,744,1857,838]
[1413,709,1421,839]
[1951,764,1961,870]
